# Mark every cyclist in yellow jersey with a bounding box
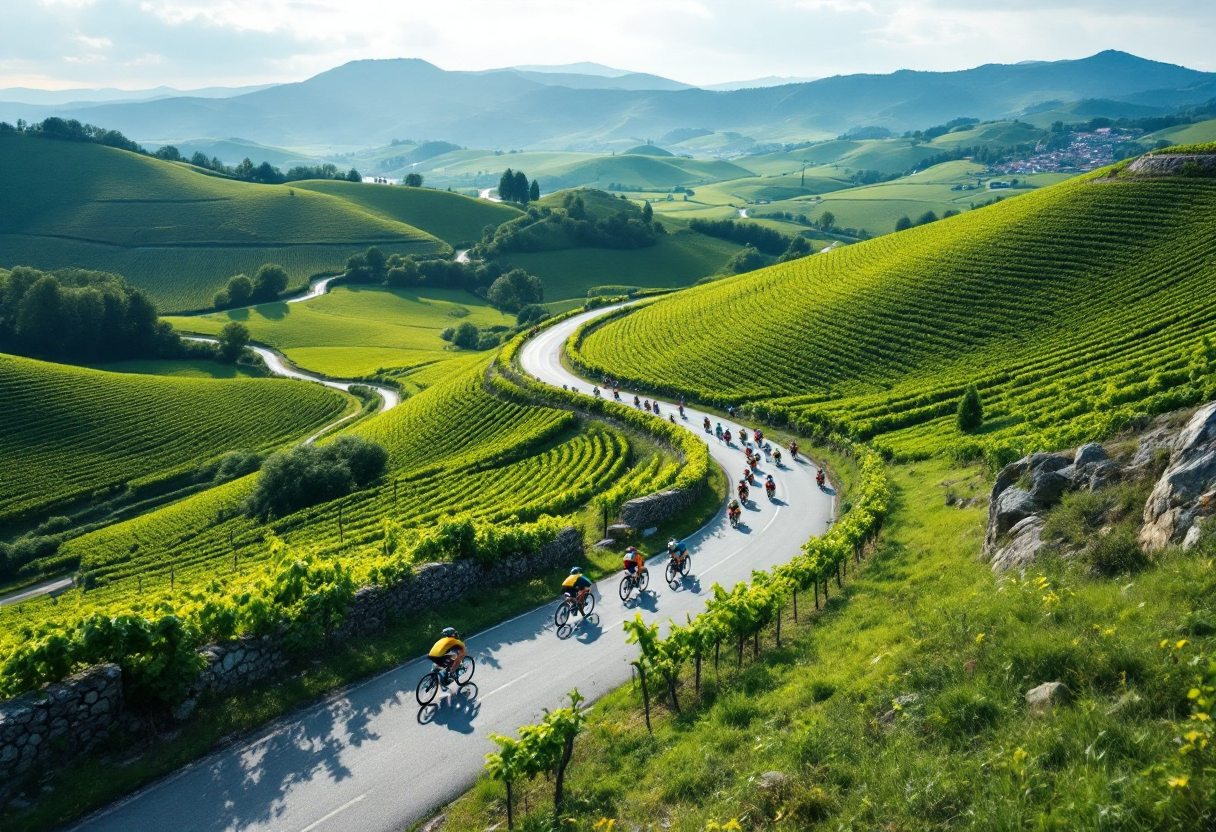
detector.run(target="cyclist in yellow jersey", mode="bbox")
[561,567,593,615]
[428,627,465,685]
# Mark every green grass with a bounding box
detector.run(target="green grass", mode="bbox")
[575,168,1216,461]
[0,352,351,529]
[500,230,742,300]
[86,358,264,379]
[166,285,515,378]
[292,180,522,246]
[1143,118,1216,149]
[0,133,448,311]
[437,455,1216,832]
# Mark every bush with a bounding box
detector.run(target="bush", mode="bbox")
[957,384,983,432]
[1086,525,1150,575]
[487,269,544,312]
[212,449,262,483]
[516,304,549,326]
[477,332,502,350]
[452,321,480,349]
[252,263,289,301]
[439,326,455,342]
[214,274,253,309]
[217,321,251,363]
[895,215,913,232]
[722,244,767,275]
[244,435,388,521]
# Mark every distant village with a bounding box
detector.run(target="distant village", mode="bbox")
[989,128,1133,175]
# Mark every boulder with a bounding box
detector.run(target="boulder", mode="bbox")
[1141,402,1216,551]
[990,487,1038,538]
[1026,681,1070,714]
[1088,460,1122,491]
[988,516,1047,572]
[1028,469,1071,505]
[1073,443,1107,469]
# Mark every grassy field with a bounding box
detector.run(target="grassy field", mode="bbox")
[0,352,351,529]
[440,452,1216,831]
[1143,117,1216,148]
[86,359,264,379]
[576,166,1216,462]
[292,180,521,246]
[166,285,515,378]
[0,133,448,311]
[501,229,742,300]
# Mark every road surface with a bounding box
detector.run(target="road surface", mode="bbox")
[68,306,835,832]
[0,576,74,608]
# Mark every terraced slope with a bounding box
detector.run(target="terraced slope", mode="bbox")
[293,180,522,246]
[0,353,350,526]
[0,134,448,311]
[0,358,673,651]
[575,168,1216,460]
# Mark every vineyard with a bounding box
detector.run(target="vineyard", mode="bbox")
[0,353,351,529]
[0,133,448,311]
[0,357,675,695]
[574,171,1216,462]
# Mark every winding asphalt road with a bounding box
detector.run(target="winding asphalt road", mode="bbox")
[67,306,835,832]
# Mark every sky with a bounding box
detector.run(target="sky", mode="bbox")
[2,0,1215,91]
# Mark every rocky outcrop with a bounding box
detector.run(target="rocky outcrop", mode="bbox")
[1141,402,1216,551]
[989,516,1046,572]
[1126,153,1216,177]
[0,664,121,789]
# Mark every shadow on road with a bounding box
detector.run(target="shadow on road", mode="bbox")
[417,686,480,733]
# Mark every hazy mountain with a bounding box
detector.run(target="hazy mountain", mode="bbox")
[510,62,634,77]
[4,51,1211,152]
[702,76,820,91]
[0,83,277,107]
[507,70,693,91]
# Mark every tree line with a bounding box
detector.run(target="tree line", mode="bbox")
[498,168,541,204]
[0,267,182,362]
[478,190,662,258]
[213,264,290,308]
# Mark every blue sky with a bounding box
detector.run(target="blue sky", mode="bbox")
[3,0,1214,90]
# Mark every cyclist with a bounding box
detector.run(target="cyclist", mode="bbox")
[789,439,800,460]
[654,401,661,415]
[727,499,742,526]
[715,422,723,441]
[744,467,755,486]
[765,474,776,499]
[428,627,465,686]
[816,468,827,488]
[773,447,783,466]
[703,416,711,432]
[724,429,733,445]
[561,567,593,614]
[667,538,688,564]
[754,428,764,444]
[623,545,646,578]
[738,480,750,502]
[593,386,601,398]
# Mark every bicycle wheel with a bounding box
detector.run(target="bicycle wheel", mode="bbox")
[681,555,692,576]
[455,655,475,686]
[639,570,650,592]
[580,593,596,617]
[555,601,571,628]
[416,671,440,706]
[619,575,633,601]
[665,560,679,588]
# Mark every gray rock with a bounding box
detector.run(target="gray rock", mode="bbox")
[418,813,446,832]
[1026,681,1070,714]
[991,487,1038,538]
[1029,469,1071,505]
[605,524,632,539]
[171,698,197,722]
[1074,443,1108,469]
[1088,461,1122,491]
[757,771,789,792]
[593,538,616,550]
[988,516,1047,572]
[1141,403,1216,551]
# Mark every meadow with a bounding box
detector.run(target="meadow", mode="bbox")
[0,133,448,311]
[292,180,522,246]
[166,285,515,379]
[0,353,351,530]
[574,166,1216,462]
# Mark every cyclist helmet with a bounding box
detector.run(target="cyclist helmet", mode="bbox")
[442,627,457,638]
[668,539,677,549]
[570,566,582,575]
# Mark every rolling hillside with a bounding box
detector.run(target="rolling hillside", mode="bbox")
[0,352,350,529]
[293,180,522,246]
[575,160,1216,461]
[0,133,448,311]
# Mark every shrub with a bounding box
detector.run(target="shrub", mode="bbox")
[212,449,262,483]
[487,269,544,312]
[452,321,480,349]
[244,435,388,520]
[517,304,549,326]
[957,384,983,432]
[251,263,289,301]
[477,332,502,350]
[1085,525,1149,575]
[217,321,251,363]
[439,326,456,342]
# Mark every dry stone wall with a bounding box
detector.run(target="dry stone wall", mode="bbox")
[0,664,121,787]
[620,487,701,529]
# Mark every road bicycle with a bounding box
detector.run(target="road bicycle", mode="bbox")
[619,567,649,601]
[416,654,475,706]
[664,553,692,588]
[554,590,596,627]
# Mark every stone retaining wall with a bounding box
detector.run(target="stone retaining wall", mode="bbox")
[620,487,701,529]
[1126,153,1216,176]
[0,664,121,786]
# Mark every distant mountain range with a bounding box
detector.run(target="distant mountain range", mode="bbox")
[1,51,1211,152]
[0,83,277,107]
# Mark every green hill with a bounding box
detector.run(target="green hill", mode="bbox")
[575,165,1216,461]
[623,144,675,157]
[293,180,522,246]
[0,351,350,530]
[0,133,448,311]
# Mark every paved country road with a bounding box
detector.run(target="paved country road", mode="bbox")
[67,306,835,832]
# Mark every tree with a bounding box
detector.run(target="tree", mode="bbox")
[642,200,653,223]
[252,264,289,301]
[513,170,530,205]
[780,235,812,262]
[403,172,423,187]
[516,304,548,326]
[723,244,766,275]
[894,215,913,232]
[214,274,253,309]
[487,269,544,312]
[154,145,181,162]
[916,210,939,226]
[957,384,984,432]
[817,210,836,230]
[217,322,250,363]
[498,168,515,202]
[346,168,362,182]
[364,247,387,281]
[452,321,480,349]
[15,275,63,356]
[529,179,540,202]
